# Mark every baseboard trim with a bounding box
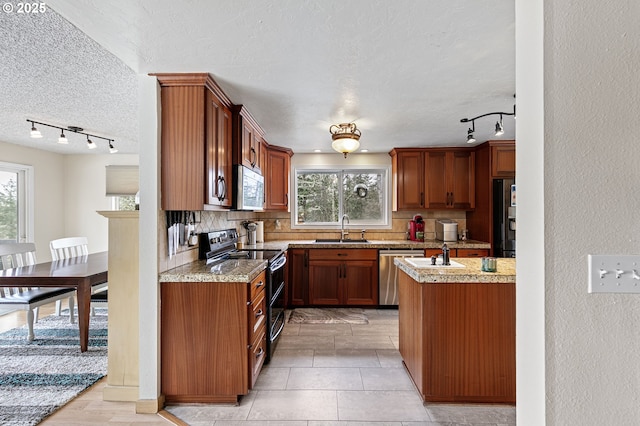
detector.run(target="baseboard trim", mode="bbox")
[136,394,165,414]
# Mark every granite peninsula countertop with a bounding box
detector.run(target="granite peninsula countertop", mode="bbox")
[159,259,267,283]
[395,257,515,284]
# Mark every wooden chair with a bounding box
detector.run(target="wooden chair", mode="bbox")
[0,242,76,340]
[49,237,108,316]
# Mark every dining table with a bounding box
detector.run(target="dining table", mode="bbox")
[0,251,108,352]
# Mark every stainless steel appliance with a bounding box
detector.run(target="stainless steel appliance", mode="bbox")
[378,249,424,306]
[234,165,264,211]
[435,219,458,242]
[493,178,516,257]
[198,229,286,363]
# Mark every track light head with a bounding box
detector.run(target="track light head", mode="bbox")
[30,122,42,138]
[58,130,68,144]
[108,141,118,154]
[86,136,97,149]
[495,117,504,136]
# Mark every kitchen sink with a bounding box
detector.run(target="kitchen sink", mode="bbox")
[405,258,465,268]
[314,239,369,243]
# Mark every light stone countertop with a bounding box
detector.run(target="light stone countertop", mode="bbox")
[395,257,516,284]
[159,259,267,283]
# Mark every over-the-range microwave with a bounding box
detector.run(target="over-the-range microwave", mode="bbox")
[234,165,264,211]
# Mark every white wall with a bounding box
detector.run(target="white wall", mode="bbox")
[540,0,640,424]
[62,153,138,255]
[0,139,138,260]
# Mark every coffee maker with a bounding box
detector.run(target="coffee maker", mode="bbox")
[408,214,424,241]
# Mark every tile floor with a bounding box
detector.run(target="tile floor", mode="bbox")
[166,309,516,425]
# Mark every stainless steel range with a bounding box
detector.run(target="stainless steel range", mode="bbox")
[199,229,286,363]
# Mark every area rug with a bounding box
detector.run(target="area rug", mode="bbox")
[0,309,107,426]
[288,308,368,324]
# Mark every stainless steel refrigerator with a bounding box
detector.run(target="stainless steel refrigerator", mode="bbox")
[493,178,516,258]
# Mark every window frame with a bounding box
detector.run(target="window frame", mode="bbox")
[0,161,34,243]
[291,164,391,230]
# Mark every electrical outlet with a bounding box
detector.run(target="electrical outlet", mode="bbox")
[588,255,640,294]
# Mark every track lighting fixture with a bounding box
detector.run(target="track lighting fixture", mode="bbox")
[26,119,117,153]
[460,95,515,143]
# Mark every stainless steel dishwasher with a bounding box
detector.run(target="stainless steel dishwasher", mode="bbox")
[378,249,424,306]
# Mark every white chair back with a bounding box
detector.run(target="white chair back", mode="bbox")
[0,242,37,270]
[49,237,89,261]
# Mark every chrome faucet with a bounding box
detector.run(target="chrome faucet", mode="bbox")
[341,214,350,240]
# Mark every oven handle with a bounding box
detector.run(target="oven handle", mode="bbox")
[271,310,286,341]
[270,255,287,273]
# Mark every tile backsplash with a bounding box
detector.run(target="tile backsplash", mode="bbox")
[159,209,467,272]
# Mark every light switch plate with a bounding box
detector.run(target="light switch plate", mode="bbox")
[588,254,640,294]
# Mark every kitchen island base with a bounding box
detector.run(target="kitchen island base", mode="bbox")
[398,269,515,404]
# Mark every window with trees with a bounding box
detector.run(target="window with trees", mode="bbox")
[293,167,389,228]
[0,162,33,243]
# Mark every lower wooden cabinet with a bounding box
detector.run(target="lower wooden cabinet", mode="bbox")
[161,270,266,403]
[398,270,515,403]
[424,248,490,258]
[288,248,378,306]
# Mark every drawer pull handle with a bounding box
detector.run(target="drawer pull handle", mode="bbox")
[256,280,264,287]
[255,309,263,318]
[256,347,264,357]
[337,253,347,256]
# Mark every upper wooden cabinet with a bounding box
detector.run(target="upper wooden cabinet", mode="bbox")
[205,89,233,208]
[232,105,264,173]
[490,141,516,177]
[155,73,233,211]
[265,145,293,211]
[390,148,475,211]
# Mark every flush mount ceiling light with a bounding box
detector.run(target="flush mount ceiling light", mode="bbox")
[26,119,117,153]
[460,95,515,144]
[329,122,361,158]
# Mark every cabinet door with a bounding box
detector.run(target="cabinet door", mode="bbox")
[265,148,290,211]
[395,151,425,210]
[456,248,489,258]
[343,260,378,305]
[308,260,341,305]
[288,249,308,306]
[160,85,205,211]
[241,120,256,169]
[206,90,233,208]
[424,151,449,209]
[491,144,515,177]
[449,150,475,209]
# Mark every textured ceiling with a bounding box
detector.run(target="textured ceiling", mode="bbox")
[1,1,515,155]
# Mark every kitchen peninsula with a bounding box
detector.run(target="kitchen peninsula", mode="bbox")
[395,257,516,404]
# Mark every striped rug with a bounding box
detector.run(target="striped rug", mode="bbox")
[0,309,107,426]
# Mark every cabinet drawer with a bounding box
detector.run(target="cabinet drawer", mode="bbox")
[308,248,377,261]
[456,249,490,257]
[249,329,267,389]
[250,289,266,340]
[250,270,266,302]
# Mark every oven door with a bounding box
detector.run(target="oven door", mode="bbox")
[267,254,286,362]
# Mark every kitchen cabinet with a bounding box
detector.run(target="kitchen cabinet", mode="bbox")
[466,140,515,255]
[205,87,233,208]
[398,269,515,403]
[307,249,378,306]
[389,148,475,211]
[233,105,264,173]
[265,145,293,211]
[288,249,308,306]
[424,149,475,209]
[155,73,233,211]
[161,270,267,403]
[424,248,490,258]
